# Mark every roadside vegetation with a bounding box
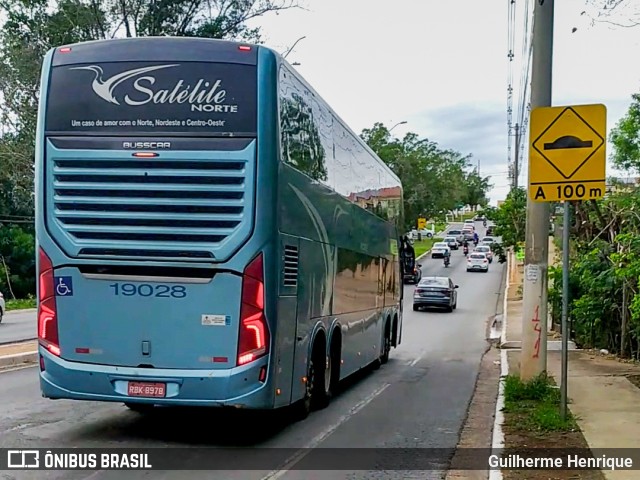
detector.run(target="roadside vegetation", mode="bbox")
[6,297,36,311]
[503,373,577,432]
[501,373,604,480]
[542,92,640,361]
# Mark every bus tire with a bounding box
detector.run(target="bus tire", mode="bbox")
[320,330,341,404]
[380,319,392,365]
[290,335,328,420]
[313,335,333,410]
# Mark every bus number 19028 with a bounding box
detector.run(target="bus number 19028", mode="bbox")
[109,283,187,298]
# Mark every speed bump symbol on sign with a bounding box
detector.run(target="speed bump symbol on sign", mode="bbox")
[528,104,606,202]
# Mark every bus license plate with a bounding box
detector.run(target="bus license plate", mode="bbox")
[127,382,166,398]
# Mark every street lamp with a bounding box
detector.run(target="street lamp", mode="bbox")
[389,120,407,132]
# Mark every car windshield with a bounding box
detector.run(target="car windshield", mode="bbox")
[434,243,447,248]
[483,237,494,242]
[445,237,456,242]
[470,254,485,259]
[419,278,448,287]
[449,230,461,235]
[476,246,489,251]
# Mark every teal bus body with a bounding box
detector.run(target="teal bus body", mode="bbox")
[35,37,403,413]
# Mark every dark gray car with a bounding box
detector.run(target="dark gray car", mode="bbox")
[413,276,458,312]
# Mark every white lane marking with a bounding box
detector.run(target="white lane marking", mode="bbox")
[409,353,425,367]
[260,382,391,480]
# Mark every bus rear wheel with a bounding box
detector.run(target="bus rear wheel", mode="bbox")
[291,338,330,420]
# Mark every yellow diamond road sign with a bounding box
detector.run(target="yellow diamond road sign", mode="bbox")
[529,104,606,202]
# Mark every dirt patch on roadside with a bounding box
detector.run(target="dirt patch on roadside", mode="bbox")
[502,421,605,480]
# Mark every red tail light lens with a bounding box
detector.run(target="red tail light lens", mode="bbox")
[38,248,60,356]
[237,253,269,366]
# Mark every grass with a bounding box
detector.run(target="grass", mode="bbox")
[6,297,36,311]
[414,237,443,258]
[434,222,447,233]
[503,373,578,432]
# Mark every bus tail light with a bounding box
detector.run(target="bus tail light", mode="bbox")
[237,253,269,366]
[38,247,60,356]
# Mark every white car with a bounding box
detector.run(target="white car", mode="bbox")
[431,242,451,259]
[481,236,496,246]
[467,252,489,272]
[474,245,493,263]
[406,228,434,240]
[0,291,4,323]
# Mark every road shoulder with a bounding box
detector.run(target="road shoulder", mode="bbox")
[446,261,506,480]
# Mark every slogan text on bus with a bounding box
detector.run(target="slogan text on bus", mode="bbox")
[70,64,239,113]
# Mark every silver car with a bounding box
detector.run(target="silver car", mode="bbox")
[474,245,493,263]
[444,236,459,250]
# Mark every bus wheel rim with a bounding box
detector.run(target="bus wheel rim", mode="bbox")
[306,360,314,405]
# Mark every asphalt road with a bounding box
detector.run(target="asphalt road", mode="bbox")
[0,221,504,480]
[0,309,36,345]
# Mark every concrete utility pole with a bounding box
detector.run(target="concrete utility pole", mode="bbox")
[520,0,554,381]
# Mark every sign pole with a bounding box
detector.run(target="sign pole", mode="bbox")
[560,200,570,420]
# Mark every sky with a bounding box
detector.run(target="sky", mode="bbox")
[248,0,640,205]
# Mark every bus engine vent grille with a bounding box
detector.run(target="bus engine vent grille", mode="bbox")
[283,245,299,287]
[47,143,255,261]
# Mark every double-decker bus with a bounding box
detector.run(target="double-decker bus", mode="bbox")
[35,37,404,418]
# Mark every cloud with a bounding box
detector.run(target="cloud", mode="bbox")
[407,103,512,196]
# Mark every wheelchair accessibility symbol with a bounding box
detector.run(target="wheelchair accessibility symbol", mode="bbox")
[54,276,73,296]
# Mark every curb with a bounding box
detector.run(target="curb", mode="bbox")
[0,351,38,369]
[499,248,512,347]
[6,307,36,314]
[489,348,508,480]
[490,247,511,480]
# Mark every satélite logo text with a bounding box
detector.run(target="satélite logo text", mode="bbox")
[70,64,239,113]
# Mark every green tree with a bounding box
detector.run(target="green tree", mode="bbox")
[462,169,492,210]
[610,93,640,172]
[360,122,489,231]
[0,225,35,299]
[490,187,526,262]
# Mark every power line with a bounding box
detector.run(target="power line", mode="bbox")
[507,0,516,180]
[507,0,535,190]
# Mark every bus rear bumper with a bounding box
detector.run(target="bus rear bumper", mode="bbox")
[38,347,273,408]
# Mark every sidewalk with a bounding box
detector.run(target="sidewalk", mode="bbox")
[500,237,640,480]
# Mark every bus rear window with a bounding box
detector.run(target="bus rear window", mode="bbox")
[45,61,256,135]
